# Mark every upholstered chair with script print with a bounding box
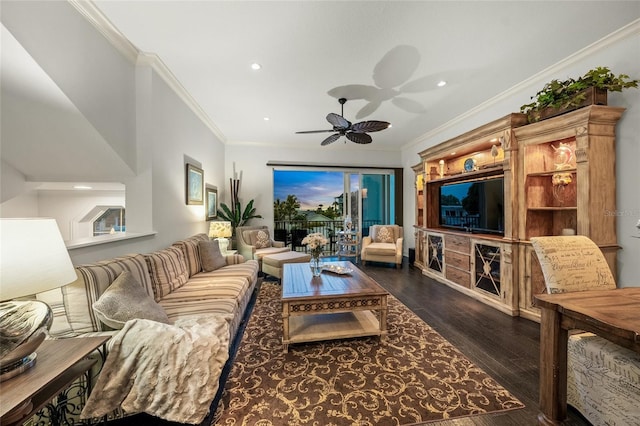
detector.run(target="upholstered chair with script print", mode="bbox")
[531,235,639,426]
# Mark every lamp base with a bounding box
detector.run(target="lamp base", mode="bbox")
[216,237,229,255]
[0,352,37,382]
[0,300,52,382]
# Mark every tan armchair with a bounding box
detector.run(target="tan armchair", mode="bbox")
[361,225,403,268]
[236,225,289,270]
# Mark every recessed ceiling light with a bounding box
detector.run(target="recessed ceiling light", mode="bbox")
[450,152,456,156]
[437,80,447,87]
[73,185,92,190]
[251,63,262,70]
[263,117,270,121]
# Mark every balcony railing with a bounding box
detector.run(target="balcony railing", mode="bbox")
[274,219,382,255]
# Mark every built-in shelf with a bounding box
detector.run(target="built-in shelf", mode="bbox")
[527,168,577,177]
[426,165,504,184]
[527,207,577,211]
[66,231,157,250]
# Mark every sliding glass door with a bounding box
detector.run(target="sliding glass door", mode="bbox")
[272,167,397,252]
[343,172,395,237]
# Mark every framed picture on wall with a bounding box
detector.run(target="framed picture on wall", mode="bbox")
[186,163,204,205]
[205,185,218,220]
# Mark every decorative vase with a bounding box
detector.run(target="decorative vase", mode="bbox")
[309,257,323,277]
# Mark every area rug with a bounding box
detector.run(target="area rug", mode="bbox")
[212,283,524,425]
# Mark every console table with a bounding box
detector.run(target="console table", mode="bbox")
[1,336,109,425]
[534,288,640,425]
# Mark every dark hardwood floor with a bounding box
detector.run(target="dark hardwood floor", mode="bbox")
[356,257,590,426]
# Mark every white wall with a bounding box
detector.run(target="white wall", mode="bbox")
[224,144,402,231]
[0,160,38,216]
[36,190,125,241]
[0,3,228,265]
[400,26,640,287]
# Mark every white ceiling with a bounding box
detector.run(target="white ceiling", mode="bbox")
[91,1,639,149]
[1,1,639,185]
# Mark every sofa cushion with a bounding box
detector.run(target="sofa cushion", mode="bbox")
[160,297,241,341]
[172,233,209,277]
[35,287,76,338]
[145,247,189,301]
[199,240,227,272]
[93,271,170,329]
[162,276,249,306]
[63,254,154,334]
[198,260,259,287]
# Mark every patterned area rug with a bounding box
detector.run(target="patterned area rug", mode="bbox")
[212,283,524,425]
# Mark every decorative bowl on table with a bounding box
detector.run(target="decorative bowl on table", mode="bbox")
[322,264,353,275]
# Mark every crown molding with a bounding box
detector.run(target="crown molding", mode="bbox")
[403,18,640,151]
[68,0,227,143]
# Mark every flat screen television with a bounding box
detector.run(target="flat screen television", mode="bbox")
[439,176,504,235]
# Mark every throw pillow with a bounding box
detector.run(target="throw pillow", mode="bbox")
[375,226,395,243]
[145,246,189,300]
[199,240,227,272]
[92,271,170,329]
[254,230,272,249]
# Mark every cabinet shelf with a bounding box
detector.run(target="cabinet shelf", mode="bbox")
[526,168,577,177]
[527,206,577,211]
[426,166,503,184]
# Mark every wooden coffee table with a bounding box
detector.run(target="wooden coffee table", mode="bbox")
[281,261,388,353]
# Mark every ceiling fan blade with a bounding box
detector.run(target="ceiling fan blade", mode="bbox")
[346,132,372,144]
[351,120,391,133]
[295,129,335,134]
[321,133,341,146]
[326,113,351,130]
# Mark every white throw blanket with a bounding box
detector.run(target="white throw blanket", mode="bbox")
[81,315,230,424]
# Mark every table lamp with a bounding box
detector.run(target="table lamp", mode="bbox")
[209,221,232,254]
[0,218,77,382]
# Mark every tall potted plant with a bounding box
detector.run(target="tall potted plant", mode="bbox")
[217,177,262,248]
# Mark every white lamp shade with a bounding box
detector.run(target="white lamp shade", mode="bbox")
[0,218,77,301]
[209,221,232,239]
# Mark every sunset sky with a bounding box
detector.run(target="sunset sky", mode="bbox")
[273,170,344,210]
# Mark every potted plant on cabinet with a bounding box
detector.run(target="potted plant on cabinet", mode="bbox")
[520,67,638,123]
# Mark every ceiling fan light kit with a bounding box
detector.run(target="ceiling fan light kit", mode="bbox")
[296,98,391,146]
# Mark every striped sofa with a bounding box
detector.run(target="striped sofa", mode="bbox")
[33,233,259,421]
[38,233,258,342]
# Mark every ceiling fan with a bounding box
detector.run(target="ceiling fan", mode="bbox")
[296,98,391,146]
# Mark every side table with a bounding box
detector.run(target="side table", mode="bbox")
[337,231,360,263]
[1,336,109,426]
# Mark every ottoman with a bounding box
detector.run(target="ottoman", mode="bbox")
[262,251,312,279]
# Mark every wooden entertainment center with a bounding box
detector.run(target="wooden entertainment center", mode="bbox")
[413,106,624,320]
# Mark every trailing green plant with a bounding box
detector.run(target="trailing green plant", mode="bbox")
[217,199,262,230]
[520,67,638,119]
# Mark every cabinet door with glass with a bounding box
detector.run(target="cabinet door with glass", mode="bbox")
[426,232,444,275]
[471,240,502,298]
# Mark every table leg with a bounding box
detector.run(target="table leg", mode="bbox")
[282,302,290,353]
[379,295,388,342]
[538,306,568,425]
